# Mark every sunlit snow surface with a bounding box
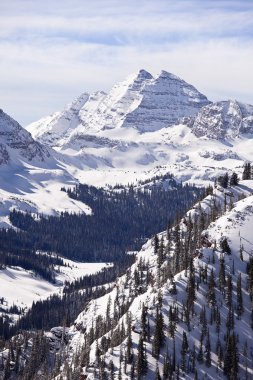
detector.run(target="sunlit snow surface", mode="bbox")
[2,70,253,227]
[0,260,110,315]
[64,181,253,379]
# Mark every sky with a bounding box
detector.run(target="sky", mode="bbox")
[0,0,253,125]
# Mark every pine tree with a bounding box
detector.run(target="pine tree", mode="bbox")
[199,306,207,338]
[242,162,251,180]
[155,363,162,380]
[186,270,196,314]
[154,234,159,254]
[225,274,233,308]
[168,306,177,339]
[205,329,211,367]
[152,307,165,358]
[230,172,239,186]
[220,237,231,255]
[207,268,216,306]
[136,334,147,379]
[218,172,229,188]
[219,255,226,293]
[224,333,239,379]
[236,273,244,318]
[126,312,133,364]
[216,337,223,368]
[180,331,188,372]
[158,237,165,267]
[108,360,114,380]
[215,307,221,334]
[174,224,181,272]
[197,341,204,364]
[226,305,235,331]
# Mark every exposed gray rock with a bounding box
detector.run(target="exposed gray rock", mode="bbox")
[0,109,50,165]
[192,100,253,139]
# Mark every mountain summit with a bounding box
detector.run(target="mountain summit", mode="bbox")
[26,70,210,148]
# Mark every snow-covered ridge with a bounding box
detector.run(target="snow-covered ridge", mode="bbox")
[0,109,92,228]
[54,180,253,379]
[192,100,253,139]
[26,69,210,148]
[22,70,253,193]
[26,92,92,146]
[0,109,49,164]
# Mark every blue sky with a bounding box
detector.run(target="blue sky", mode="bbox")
[0,0,253,125]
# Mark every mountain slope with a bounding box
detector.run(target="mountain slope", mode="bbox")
[26,69,210,149]
[53,180,253,379]
[0,109,49,165]
[192,100,253,139]
[0,109,91,228]
[23,70,253,192]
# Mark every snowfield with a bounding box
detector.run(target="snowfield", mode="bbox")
[0,259,111,319]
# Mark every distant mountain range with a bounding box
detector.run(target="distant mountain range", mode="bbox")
[0,69,253,225]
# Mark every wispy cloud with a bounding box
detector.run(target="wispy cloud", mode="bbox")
[0,0,253,124]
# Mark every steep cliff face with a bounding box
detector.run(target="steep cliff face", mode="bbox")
[192,100,253,139]
[26,92,92,146]
[26,69,210,149]
[123,70,210,132]
[0,109,49,165]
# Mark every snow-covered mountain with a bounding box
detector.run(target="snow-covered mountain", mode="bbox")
[27,69,210,148]
[1,66,253,378]
[48,180,253,379]
[0,109,91,228]
[23,70,253,189]
[1,70,253,226]
[0,109,49,165]
[192,100,253,139]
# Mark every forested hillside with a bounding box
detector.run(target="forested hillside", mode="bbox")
[3,176,204,262]
[1,178,253,379]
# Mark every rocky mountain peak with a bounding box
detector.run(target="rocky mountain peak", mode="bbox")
[27,69,211,146]
[192,99,253,139]
[0,109,49,165]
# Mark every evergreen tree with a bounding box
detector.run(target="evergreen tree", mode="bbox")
[154,234,159,254]
[155,363,162,380]
[205,329,211,367]
[220,237,231,255]
[242,162,251,180]
[236,273,244,318]
[224,333,239,379]
[152,307,165,358]
[216,337,223,369]
[174,224,181,272]
[168,306,177,339]
[230,172,239,186]
[126,312,133,364]
[226,305,235,331]
[207,268,216,306]
[136,334,147,379]
[218,173,229,188]
[225,274,233,308]
[219,255,226,293]
[180,331,189,372]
